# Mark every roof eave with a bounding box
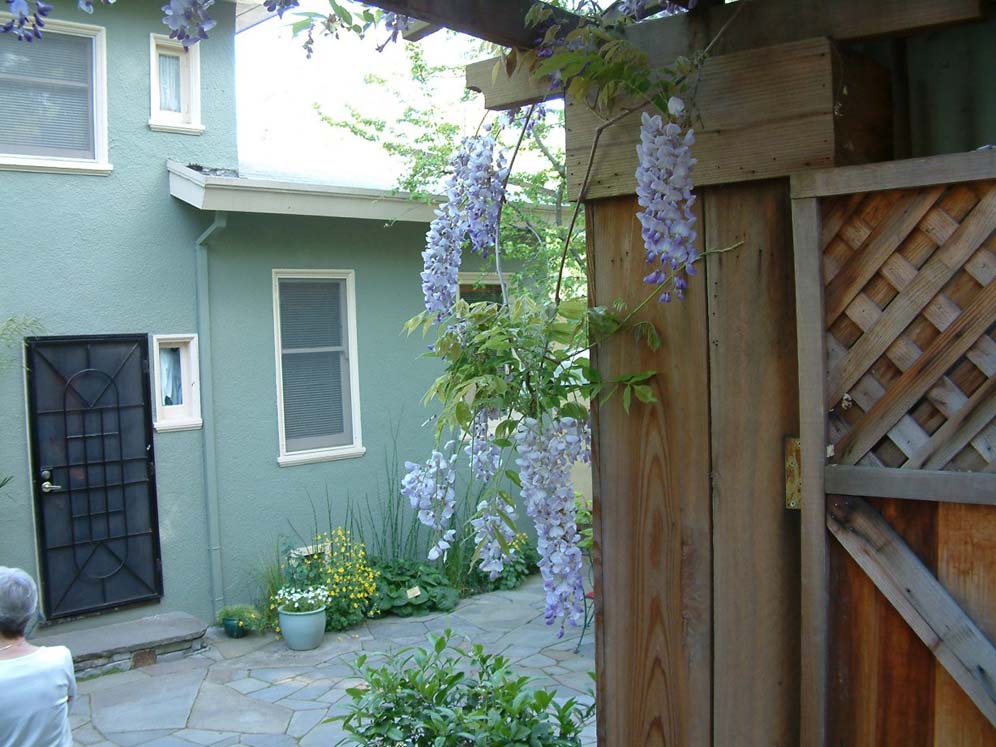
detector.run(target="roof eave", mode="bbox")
[167,160,438,223]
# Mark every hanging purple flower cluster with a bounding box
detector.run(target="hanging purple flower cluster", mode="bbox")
[466,409,501,483]
[401,443,458,561]
[161,0,216,48]
[618,0,694,19]
[376,11,410,51]
[635,97,698,302]
[262,0,298,19]
[514,416,591,635]
[2,0,51,40]
[496,103,548,138]
[470,496,518,579]
[421,135,508,319]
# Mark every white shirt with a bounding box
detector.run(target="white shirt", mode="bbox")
[0,646,76,747]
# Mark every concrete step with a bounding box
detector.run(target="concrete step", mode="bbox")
[34,611,208,676]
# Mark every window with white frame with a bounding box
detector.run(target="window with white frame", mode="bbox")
[152,334,202,431]
[148,34,203,134]
[458,272,505,304]
[0,17,109,174]
[272,270,364,466]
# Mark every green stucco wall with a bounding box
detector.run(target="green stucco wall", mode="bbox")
[205,214,442,604]
[0,0,238,629]
[0,1,453,632]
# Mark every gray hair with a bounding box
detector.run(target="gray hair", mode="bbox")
[0,567,38,639]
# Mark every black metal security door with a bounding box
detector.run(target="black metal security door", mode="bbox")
[25,335,163,619]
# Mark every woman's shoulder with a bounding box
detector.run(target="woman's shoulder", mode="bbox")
[32,645,75,669]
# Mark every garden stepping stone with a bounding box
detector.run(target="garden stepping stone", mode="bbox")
[91,668,206,733]
[188,682,292,734]
[287,708,327,738]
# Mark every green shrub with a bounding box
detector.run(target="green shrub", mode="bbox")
[216,604,264,632]
[369,558,459,618]
[335,630,594,746]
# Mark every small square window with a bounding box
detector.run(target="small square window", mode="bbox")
[152,334,202,432]
[149,35,203,135]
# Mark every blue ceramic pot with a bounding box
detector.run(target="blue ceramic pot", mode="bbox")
[278,606,326,651]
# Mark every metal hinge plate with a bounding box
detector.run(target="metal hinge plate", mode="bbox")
[785,436,801,510]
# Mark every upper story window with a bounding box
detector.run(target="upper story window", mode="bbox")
[272,270,365,466]
[0,17,110,174]
[149,34,203,135]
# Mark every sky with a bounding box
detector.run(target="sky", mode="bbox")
[235,1,489,189]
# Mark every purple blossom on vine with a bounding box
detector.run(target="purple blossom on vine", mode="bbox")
[421,136,508,319]
[161,0,216,48]
[635,97,698,302]
[471,496,517,579]
[514,416,591,636]
[262,0,298,19]
[466,409,501,483]
[401,443,458,561]
[2,0,51,40]
[377,11,411,51]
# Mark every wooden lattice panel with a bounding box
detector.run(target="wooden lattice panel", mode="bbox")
[820,180,996,470]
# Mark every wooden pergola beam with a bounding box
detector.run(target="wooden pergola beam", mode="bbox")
[359,0,580,49]
[466,0,984,110]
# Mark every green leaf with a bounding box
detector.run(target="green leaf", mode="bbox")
[622,386,632,413]
[633,384,656,404]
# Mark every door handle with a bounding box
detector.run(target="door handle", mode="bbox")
[41,481,62,493]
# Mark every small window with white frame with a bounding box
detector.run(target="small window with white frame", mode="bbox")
[0,17,110,174]
[149,34,203,134]
[272,270,364,466]
[152,334,202,432]
[458,272,505,305]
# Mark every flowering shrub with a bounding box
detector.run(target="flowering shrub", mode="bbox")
[273,585,329,614]
[216,604,264,633]
[335,630,594,746]
[276,528,379,631]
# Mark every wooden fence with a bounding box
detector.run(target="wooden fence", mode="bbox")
[792,151,996,745]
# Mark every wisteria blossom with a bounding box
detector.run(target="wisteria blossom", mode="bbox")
[401,443,459,560]
[470,496,518,579]
[262,0,298,18]
[377,11,411,51]
[161,0,216,48]
[466,409,501,483]
[421,135,508,319]
[1,0,51,40]
[514,416,591,635]
[635,97,698,302]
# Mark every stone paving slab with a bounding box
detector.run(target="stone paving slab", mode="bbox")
[66,575,596,746]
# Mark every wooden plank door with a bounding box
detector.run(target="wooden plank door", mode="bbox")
[791,151,996,746]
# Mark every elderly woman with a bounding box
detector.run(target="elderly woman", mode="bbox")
[0,567,76,747]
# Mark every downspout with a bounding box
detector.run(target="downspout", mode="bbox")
[195,211,227,617]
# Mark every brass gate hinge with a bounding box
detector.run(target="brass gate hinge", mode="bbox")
[785,436,801,510]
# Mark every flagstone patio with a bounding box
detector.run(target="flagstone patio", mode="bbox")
[68,575,596,746]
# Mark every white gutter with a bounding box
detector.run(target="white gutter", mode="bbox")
[167,160,439,223]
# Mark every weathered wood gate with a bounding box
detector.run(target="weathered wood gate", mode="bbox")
[792,151,996,744]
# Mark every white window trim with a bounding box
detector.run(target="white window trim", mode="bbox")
[272,269,365,467]
[148,34,204,135]
[0,15,111,175]
[152,334,203,432]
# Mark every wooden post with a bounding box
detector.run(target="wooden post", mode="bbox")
[791,195,829,747]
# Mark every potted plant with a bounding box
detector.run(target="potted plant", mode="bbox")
[216,604,261,639]
[274,585,329,651]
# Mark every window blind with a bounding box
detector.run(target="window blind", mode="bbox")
[0,31,95,159]
[278,279,352,452]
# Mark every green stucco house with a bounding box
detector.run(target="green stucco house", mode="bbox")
[0,1,484,632]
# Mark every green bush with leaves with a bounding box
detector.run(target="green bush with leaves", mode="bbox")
[369,558,459,618]
[336,630,594,747]
[216,604,264,633]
